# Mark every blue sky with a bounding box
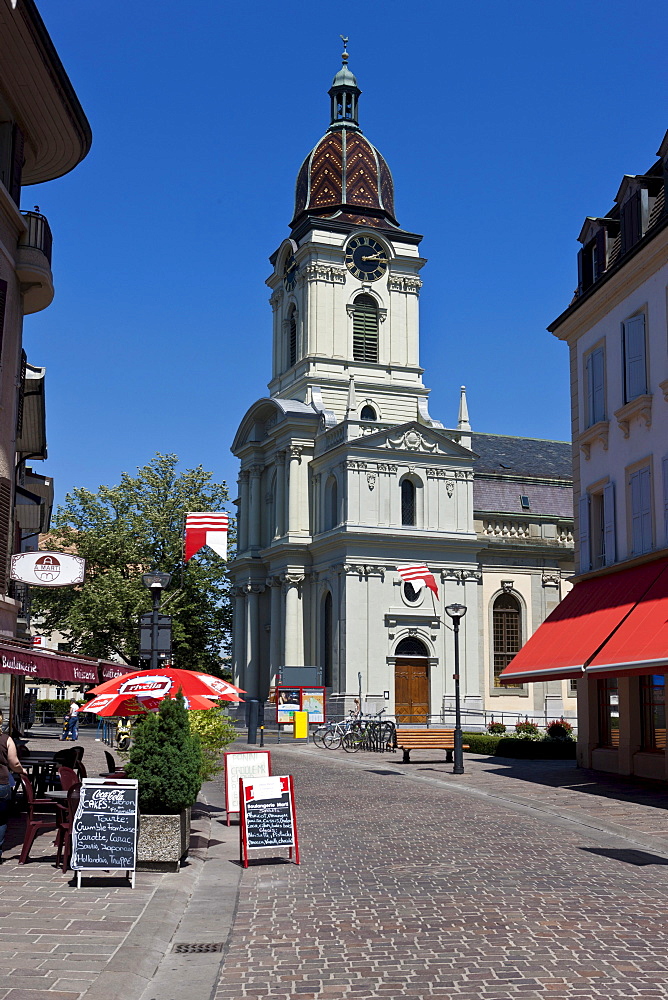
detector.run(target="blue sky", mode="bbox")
[24,0,667,506]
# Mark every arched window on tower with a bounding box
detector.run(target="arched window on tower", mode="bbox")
[493,592,523,689]
[325,475,339,531]
[360,404,376,421]
[352,294,379,363]
[288,307,297,368]
[401,479,416,526]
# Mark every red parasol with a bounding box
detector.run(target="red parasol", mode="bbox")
[85,668,245,717]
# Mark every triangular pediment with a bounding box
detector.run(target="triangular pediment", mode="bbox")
[352,421,475,460]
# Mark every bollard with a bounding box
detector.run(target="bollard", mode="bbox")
[246,698,259,744]
[259,724,265,747]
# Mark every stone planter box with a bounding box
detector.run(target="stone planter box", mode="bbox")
[137,807,191,872]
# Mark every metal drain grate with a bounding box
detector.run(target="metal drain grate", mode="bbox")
[172,942,224,954]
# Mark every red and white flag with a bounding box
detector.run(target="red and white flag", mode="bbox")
[397,563,439,597]
[185,512,229,561]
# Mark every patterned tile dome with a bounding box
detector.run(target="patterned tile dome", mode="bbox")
[290,50,397,230]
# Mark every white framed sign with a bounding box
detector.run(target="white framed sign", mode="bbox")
[10,552,86,587]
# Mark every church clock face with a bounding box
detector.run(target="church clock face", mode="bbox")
[283,254,298,290]
[345,236,388,281]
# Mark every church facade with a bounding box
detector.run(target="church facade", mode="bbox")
[230,51,575,725]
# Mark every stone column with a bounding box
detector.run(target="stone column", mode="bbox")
[245,583,264,698]
[237,471,249,553]
[248,465,263,549]
[282,573,304,666]
[269,577,282,685]
[232,587,246,690]
[275,451,286,538]
[311,473,321,535]
[287,447,303,534]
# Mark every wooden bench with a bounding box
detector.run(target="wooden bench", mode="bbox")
[395,728,469,763]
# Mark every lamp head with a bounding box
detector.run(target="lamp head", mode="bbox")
[142,570,172,590]
[445,603,467,621]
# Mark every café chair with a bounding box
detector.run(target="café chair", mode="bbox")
[53,747,78,769]
[57,766,80,791]
[17,774,58,864]
[104,751,118,773]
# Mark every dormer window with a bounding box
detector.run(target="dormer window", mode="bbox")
[360,404,376,421]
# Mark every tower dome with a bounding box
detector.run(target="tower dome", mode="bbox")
[291,45,398,231]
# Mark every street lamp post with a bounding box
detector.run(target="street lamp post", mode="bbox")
[445,602,467,775]
[141,570,172,671]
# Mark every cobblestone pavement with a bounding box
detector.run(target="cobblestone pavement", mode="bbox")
[0,728,164,1000]
[212,745,668,1000]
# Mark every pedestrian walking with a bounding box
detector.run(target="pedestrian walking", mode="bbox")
[61,699,80,741]
[0,712,27,862]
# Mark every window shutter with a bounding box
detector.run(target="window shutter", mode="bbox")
[639,466,652,553]
[9,124,23,206]
[0,279,7,365]
[15,349,26,436]
[594,228,607,278]
[621,191,641,254]
[630,467,652,556]
[624,314,647,401]
[352,295,378,363]
[663,457,668,546]
[0,477,11,593]
[578,247,593,293]
[579,494,591,572]
[603,482,616,565]
[591,348,605,423]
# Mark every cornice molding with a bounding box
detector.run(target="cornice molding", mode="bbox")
[613,394,652,438]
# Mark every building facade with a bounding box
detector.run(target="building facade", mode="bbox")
[0,0,92,729]
[231,52,575,725]
[501,128,668,778]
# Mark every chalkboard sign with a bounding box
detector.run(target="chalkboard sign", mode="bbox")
[71,779,139,888]
[239,775,299,868]
[224,750,271,824]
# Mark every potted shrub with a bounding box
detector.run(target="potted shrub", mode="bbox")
[188,705,238,781]
[487,721,506,735]
[514,720,541,739]
[545,717,574,740]
[125,693,202,871]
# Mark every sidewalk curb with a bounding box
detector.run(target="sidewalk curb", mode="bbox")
[79,806,213,1000]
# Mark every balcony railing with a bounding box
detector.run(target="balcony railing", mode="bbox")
[20,211,52,266]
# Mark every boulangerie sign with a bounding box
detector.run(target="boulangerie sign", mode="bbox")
[239,775,299,868]
[10,552,86,587]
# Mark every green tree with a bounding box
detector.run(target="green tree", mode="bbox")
[126,694,203,813]
[188,705,238,781]
[31,453,234,674]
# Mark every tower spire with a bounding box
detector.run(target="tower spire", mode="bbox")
[329,37,361,131]
[457,386,472,448]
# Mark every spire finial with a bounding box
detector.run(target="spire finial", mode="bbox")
[457,385,471,431]
[340,35,349,65]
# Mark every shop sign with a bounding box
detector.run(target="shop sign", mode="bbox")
[10,552,86,587]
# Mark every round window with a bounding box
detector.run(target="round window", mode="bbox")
[403,582,421,604]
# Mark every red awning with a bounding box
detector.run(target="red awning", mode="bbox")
[0,645,98,684]
[587,561,668,676]
[101,663,130,681]
[499,558,668,684]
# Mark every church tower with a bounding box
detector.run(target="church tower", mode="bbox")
[231,47,483,720]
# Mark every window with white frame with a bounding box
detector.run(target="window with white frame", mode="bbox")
[622,313,647,403]
[585,345,605,427]
[579,482,616,573]
[629,464,653,556]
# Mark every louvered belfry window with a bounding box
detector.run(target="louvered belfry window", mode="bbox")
[288,309,297,368]
[352,294,378,363]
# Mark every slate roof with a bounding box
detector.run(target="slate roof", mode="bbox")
[470,433,572,481]
[474,479,573,518]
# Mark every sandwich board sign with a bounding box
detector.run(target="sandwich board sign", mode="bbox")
[71,779,138,888]
[223,749,271,824]
[239,774,299,868]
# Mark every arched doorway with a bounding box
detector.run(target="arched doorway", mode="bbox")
[394,637,430,724]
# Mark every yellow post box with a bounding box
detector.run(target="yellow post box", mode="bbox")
[293,710,308,740]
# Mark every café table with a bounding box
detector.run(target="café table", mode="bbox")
[20,752,57,796]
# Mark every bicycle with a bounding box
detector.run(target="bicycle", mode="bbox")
[313,712,359,749]
[342,710,396,753]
